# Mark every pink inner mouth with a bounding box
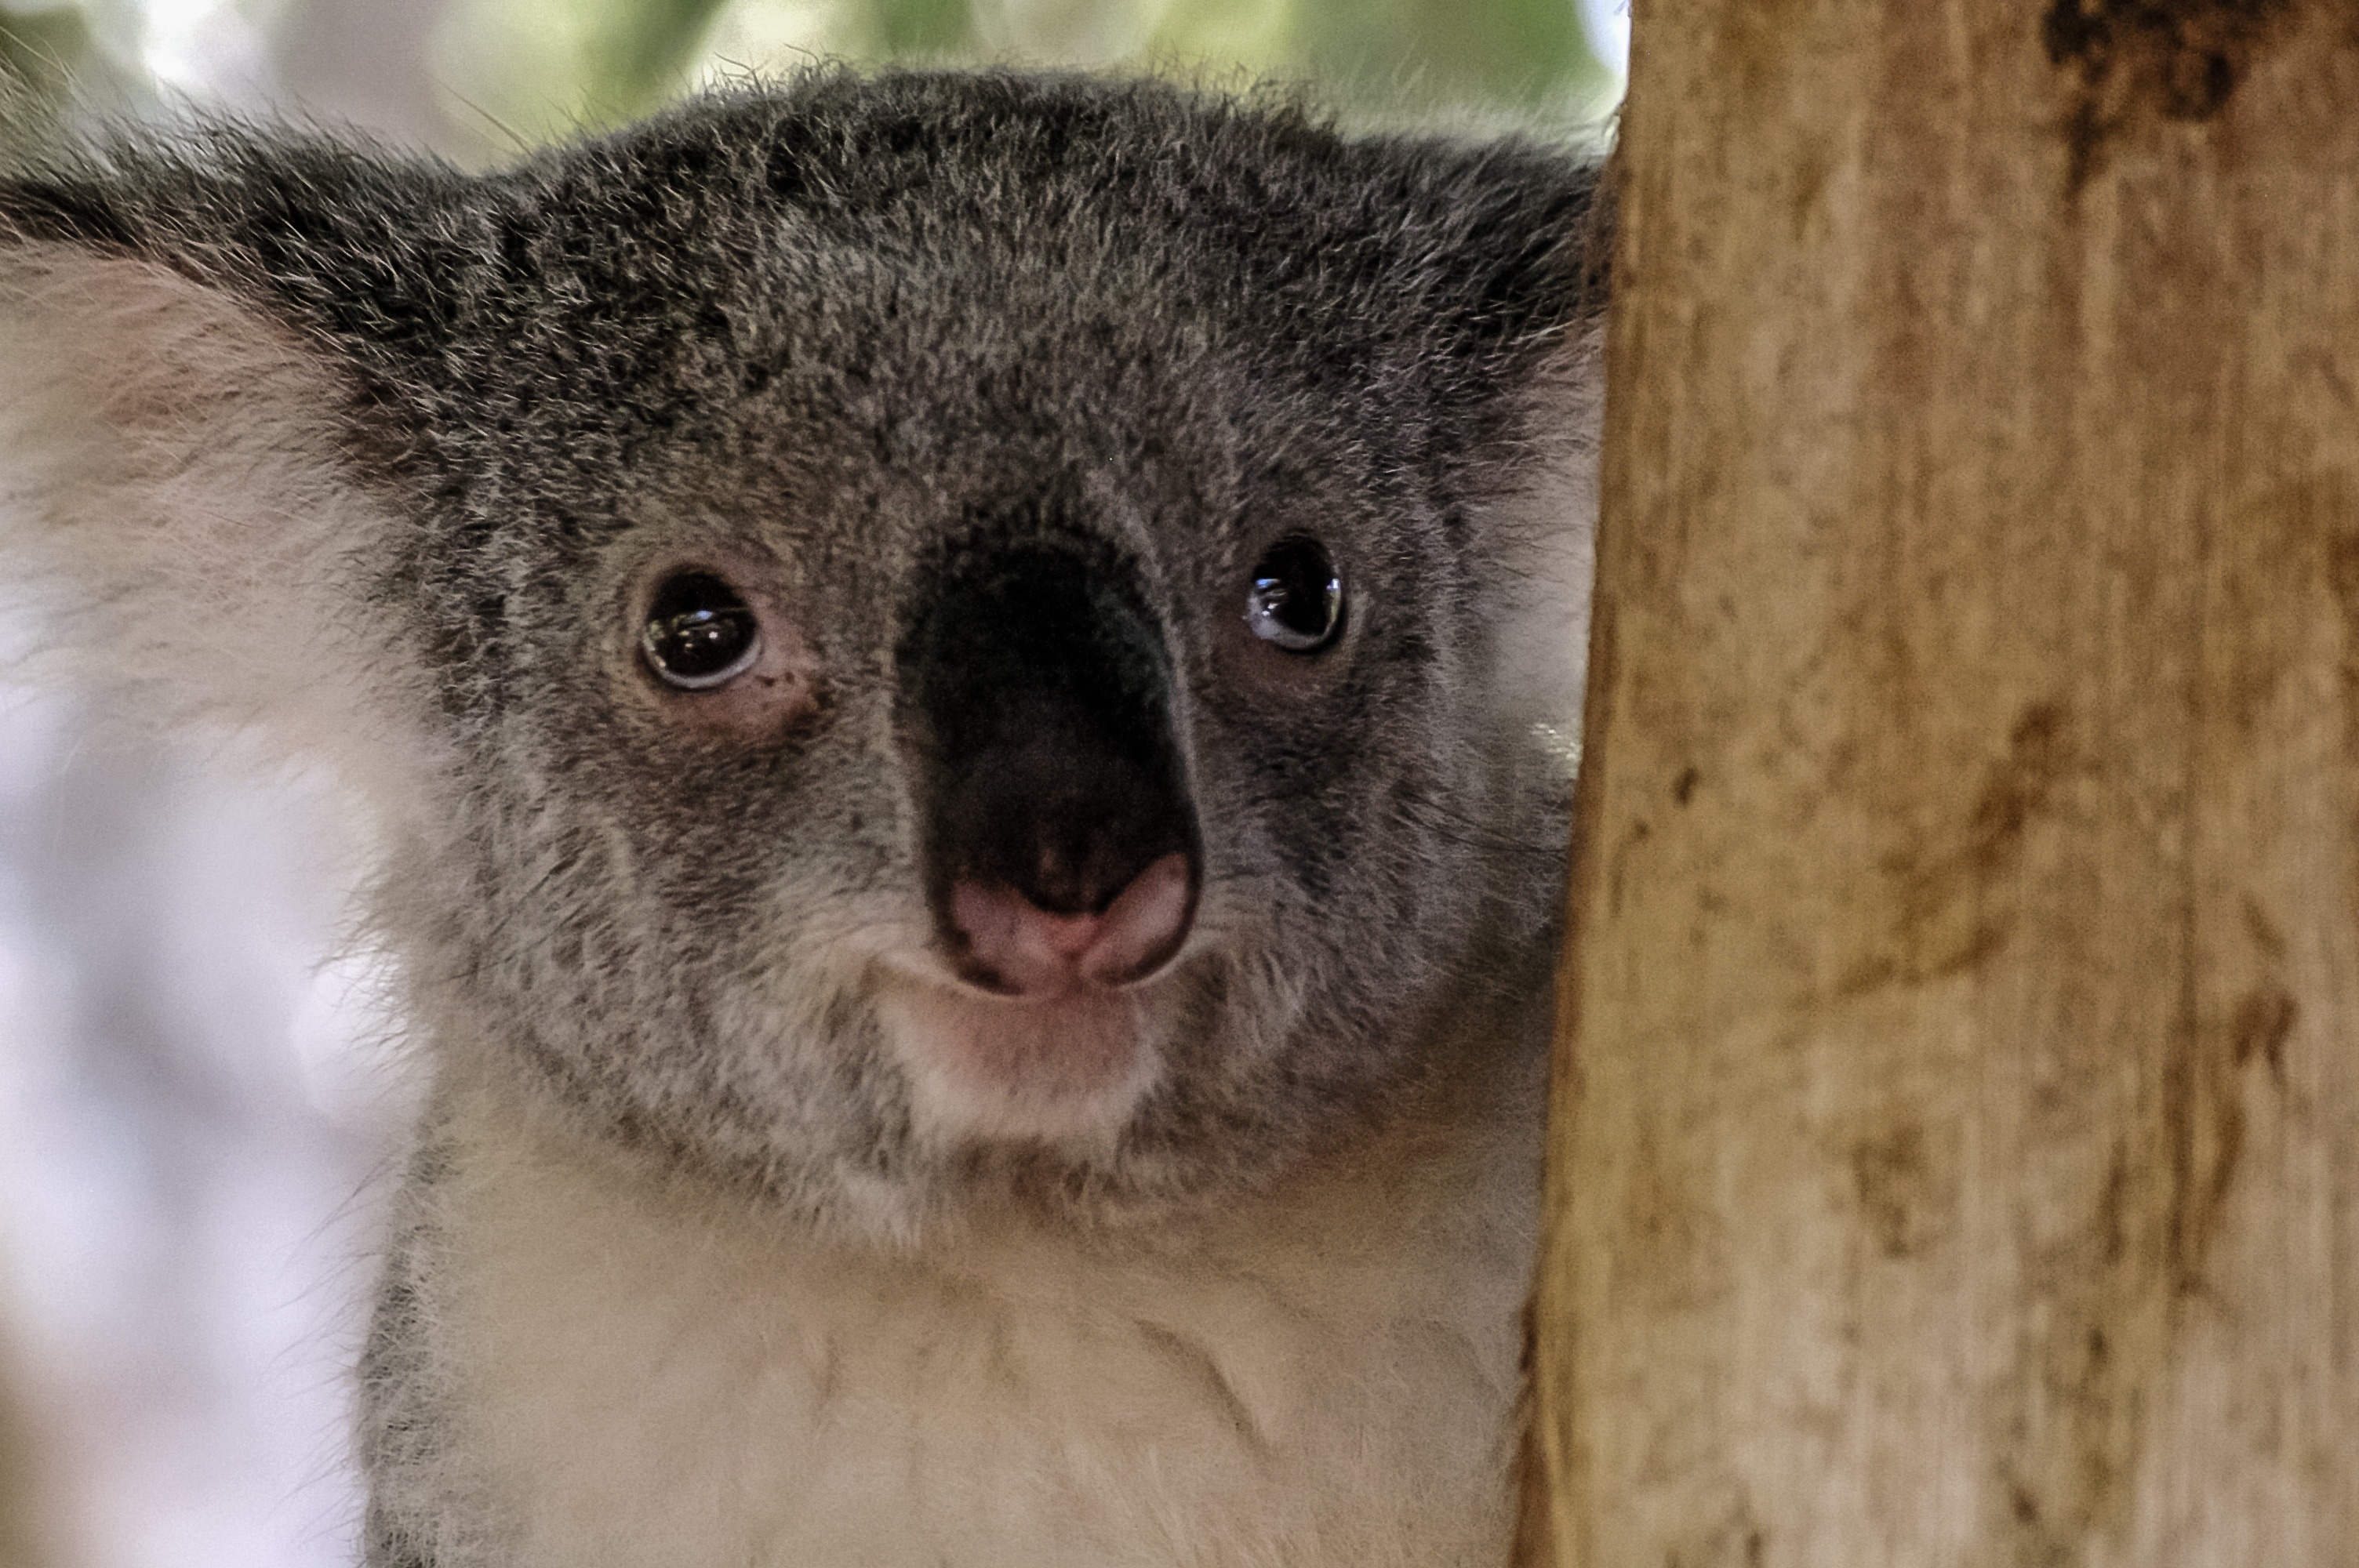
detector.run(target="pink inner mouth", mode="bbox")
[947,851,1194,998]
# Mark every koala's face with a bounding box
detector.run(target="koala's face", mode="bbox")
[0,72,1603,1231]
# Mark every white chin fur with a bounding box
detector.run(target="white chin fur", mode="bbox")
[874,977,1165,1152]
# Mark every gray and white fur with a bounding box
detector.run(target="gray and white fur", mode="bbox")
[0,69,1606,1567]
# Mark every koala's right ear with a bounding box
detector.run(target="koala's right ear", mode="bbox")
[0,123,458,807]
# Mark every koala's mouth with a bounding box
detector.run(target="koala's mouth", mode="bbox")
[873,956,1180,1152]
[866,842,1201,1153]
[945,851,1196,997]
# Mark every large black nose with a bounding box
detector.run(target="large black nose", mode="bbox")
[896,532,1200,980]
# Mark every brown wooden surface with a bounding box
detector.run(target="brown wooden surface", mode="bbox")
[0,1334,51,1568]
[1523,3,2359,1563]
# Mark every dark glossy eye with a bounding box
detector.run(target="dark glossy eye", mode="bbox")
[1245,535,1344,653]
[641,572,761,690]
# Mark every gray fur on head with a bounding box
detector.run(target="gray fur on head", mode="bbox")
[2,67,1605,1566]
[2,67,1601,1229]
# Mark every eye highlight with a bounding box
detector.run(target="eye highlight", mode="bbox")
[641,572,762,689]
[1244,536,1345,653]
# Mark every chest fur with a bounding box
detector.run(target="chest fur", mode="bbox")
[383,1098,1539,1568]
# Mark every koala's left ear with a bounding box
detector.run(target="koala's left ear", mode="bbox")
[0,129,456,804]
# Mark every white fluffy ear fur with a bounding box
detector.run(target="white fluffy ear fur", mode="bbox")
[0,246,434,815]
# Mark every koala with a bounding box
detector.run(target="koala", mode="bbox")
[0,68,1605,1568]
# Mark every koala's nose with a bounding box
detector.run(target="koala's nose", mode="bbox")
[896,531,1201,995]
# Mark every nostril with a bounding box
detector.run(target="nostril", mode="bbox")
[948,851,1197,996]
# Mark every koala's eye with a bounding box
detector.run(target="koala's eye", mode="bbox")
[1245,535,1345,653]
[641,572,762,690]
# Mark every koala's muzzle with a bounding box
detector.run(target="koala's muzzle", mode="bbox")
[898,537,1201,998]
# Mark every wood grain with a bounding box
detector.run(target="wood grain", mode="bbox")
[1522,3,2359,1563]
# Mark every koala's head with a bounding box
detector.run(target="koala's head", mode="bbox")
[0,71,1605,1232]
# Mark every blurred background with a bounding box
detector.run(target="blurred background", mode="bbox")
[0,3,1623,1564]
[3,0,1625,151]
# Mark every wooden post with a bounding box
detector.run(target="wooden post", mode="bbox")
[1522,2,2359,1563]
[0,1361,47,1568]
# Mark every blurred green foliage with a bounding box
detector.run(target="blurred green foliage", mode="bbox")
[592,0,739,114]
[867,0,976,59]
[434,0,1613,150]
[2,0,1613,158]
[1295,0,1590,109]
[0,6,89,100]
